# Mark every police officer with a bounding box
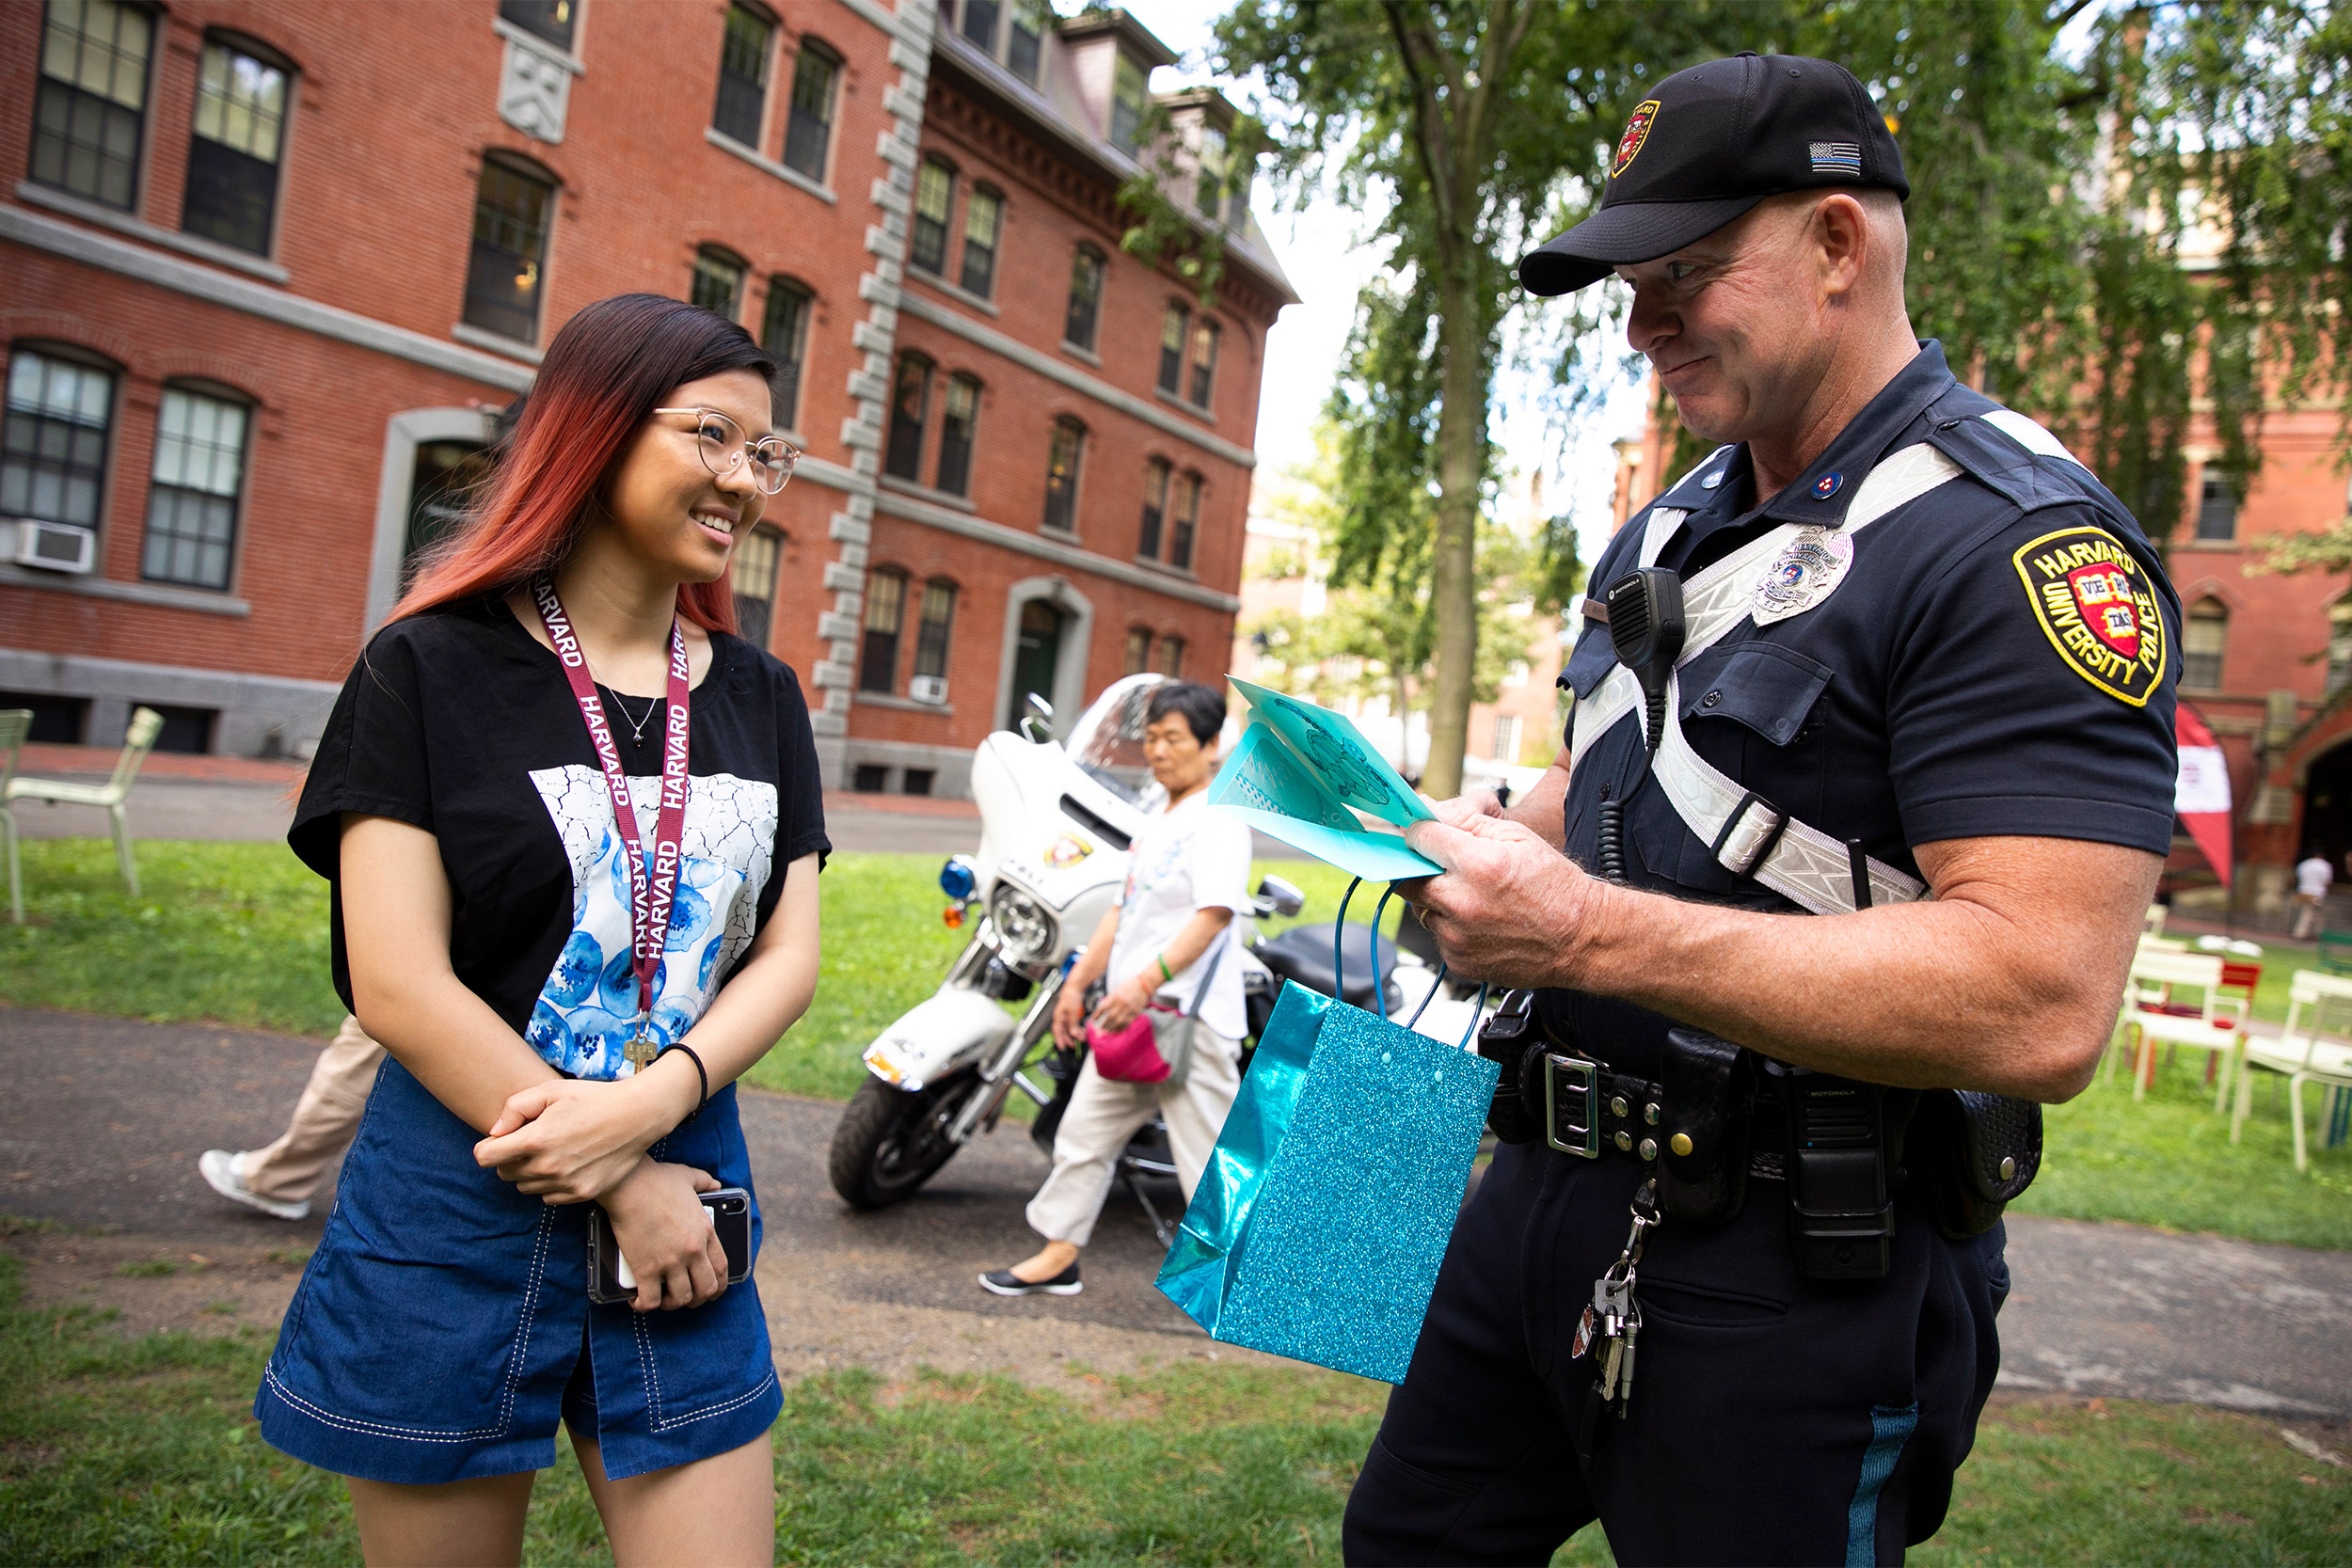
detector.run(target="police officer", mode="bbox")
[1348,54,2179,1567]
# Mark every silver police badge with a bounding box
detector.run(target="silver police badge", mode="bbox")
[1753,526,1854,625]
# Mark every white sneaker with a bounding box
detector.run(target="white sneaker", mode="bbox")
[199,1149,310,1221]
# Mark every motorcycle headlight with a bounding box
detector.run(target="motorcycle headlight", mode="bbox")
[989,884,1057,963]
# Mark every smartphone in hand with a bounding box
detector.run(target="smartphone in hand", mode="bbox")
[588,1186,751,1305]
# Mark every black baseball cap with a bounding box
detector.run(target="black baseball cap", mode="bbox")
[1519,53,1907,296]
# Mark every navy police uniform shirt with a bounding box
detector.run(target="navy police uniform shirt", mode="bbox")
[1549,341,2180,1078]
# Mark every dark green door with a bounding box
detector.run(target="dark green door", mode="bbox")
[1007,599,1063,730]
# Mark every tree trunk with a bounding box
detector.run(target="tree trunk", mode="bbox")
[1422,270,1486,800]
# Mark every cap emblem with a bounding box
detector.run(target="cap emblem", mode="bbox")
[1809,140,1862,178]
[1813,471,1843,499]
[1612,100,1661,179]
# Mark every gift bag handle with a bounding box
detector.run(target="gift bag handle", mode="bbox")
[1340,875,1488,1050]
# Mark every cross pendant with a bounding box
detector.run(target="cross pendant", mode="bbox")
[624,1035,659,1075]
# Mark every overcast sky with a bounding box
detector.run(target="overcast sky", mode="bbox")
[1122,1,1650,560]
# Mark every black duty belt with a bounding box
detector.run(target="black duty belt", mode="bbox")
[1537,1050,1788,1181]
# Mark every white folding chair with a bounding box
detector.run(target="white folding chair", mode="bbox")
[2234,968,2352,1170]
[0,709,28,923]
[4,706,165,897]
[2115,950,2246,1108]
[2143,903,2168,938]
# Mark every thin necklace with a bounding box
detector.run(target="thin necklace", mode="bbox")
[609,689,660,745]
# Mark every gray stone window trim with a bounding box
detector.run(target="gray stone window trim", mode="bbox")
[493,16,585,74]
[16,181,290,283]
[705,126,836,204]
[449,322,545,363]
[906,266,999,318]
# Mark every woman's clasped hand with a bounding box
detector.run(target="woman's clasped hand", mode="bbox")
[474,1069,730,1312]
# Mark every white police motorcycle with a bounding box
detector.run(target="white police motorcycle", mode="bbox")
[824,673,1490,1227]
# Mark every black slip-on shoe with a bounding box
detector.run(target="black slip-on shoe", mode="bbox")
[977,1263,1082,1297]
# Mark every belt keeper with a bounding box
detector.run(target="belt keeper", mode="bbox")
[1710,790,1788,876]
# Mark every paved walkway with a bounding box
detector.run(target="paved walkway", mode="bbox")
[4,1007,2347,1415]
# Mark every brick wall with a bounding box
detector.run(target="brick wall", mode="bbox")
[0,0,1288,779]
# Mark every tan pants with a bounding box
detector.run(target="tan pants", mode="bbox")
[243,1014,386,1204]
[1025,1031,1243,1248]
[2295,894,2327,941]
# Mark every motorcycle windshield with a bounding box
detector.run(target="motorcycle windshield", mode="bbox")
[1066,673,1168,808]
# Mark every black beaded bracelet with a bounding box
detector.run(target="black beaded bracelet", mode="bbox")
[658,1043,708,1122]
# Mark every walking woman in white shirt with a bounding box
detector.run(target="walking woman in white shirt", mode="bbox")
[980,682,1252,1297]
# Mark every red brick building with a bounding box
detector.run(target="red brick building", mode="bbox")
[0,0,1291,789]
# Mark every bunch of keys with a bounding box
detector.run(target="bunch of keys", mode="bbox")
[1574,1180,1661,1429]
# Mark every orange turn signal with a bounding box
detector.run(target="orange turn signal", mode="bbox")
[944,905,964,928]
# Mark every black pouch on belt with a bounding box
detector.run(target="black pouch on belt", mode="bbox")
[1773,1068,1915,1280]
[1654,1026,1753,1227]
[1909,1088,2042,1240]
[1474,990,1544,1145]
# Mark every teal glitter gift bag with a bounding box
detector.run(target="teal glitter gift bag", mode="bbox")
[1155,885,1498,1384]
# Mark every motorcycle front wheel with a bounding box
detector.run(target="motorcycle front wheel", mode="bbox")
[827,1071,979,1210]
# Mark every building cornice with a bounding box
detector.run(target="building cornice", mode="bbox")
[0,203,532,392]
[927,34,1297,309]
[898,293,1256,468]
[875,487,1241,611]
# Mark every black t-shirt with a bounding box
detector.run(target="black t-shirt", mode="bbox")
[291,595,829,1082]
[1551,343,2179,1076]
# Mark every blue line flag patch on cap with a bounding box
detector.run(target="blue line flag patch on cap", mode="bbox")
[1809,141,1863,177]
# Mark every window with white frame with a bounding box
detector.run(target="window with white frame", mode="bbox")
[782,40,837,180]
[141,385,247,590]
[2,346,116,532]
[2183,599,2228,689]
[183,37,289,257]
[711,3,773,149]
[30,0,153,213]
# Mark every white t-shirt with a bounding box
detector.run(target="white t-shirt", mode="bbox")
[2296,856,2334,898]
[1105,789,1254,1040]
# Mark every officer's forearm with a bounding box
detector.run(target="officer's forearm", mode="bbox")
[1559,835,2158,1102]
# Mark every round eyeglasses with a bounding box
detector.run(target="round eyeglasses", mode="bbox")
[652,406,800,495]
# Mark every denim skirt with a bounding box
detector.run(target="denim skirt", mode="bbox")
[255,1056,781,1484]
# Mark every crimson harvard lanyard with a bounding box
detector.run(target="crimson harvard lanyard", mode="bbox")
[532,575,691,1074]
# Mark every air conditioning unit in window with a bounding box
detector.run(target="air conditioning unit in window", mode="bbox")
[10,519,96,574]
[908,675,949,705]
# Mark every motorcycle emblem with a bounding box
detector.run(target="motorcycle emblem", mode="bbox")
[1752,526,1853,626]
[2013,525,2166,706]
[1613,100,1661,179]
[1042,832,1093,868]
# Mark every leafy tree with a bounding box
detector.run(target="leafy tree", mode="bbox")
[1214,0,1754,795]
[1240,426,1574,775]
[1216,0,2351,786]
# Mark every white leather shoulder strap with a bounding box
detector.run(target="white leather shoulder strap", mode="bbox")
[1567,441,1967,913]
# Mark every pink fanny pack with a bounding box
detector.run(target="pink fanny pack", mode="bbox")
[1084,939,1227,1085]
[1087,1003,1185,1083]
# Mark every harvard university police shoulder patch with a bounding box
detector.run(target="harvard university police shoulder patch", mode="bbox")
[2012,526,2167,706]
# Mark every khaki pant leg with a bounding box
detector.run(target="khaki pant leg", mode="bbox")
[1157,1030,1244,1205]
[242,1015,386,1204]
[1025,1053,1163,1248]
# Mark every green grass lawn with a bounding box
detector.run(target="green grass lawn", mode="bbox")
[4,839,2344,1245]
[1,1238,2344,1566]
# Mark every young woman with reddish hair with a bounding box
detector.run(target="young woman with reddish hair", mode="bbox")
[262,293,826,1565]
